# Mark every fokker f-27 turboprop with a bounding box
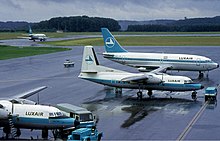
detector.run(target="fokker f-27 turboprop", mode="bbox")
[0,86,75,139]
[101,28,219,77]
[78,46,204,100]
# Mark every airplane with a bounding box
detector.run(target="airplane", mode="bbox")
[20,25,47,42]
[0,86,75,139]
[101,28,219,77]
[78,46,204,101]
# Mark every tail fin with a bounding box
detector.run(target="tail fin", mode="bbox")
[29,25,33,34]
[101,28,127,53]
[80,46,126,73]
[81,46,100,73]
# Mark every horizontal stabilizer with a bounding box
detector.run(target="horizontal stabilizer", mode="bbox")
[13,86,47,99]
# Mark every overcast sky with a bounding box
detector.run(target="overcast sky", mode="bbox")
[1,0,220,22]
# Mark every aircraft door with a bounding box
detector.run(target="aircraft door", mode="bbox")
[196,58,201,66]
[160,56,164,64]
[120,55,125,64]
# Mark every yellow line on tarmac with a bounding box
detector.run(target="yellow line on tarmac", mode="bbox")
[176,101,209,141]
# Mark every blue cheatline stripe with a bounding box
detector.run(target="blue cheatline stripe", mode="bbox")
[13,117,74,125]
[83,77,201,89]
[109,56,210,64]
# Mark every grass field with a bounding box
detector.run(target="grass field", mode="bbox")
[1,31,220,40]
[43,36,220,46]
[0,45,71,60]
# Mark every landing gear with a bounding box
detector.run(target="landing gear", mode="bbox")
[42,129,48,140]
[114,87,122,97]
[191,91,197,101]
[137,91,143,100]
[148,90,153,98]
[3,126,10,139]
[199,71,204,78]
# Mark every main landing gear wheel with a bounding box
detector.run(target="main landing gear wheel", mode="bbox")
[191,91,197,101]
[137,91,143,100]
[148,90,153,98]
[199,71,204,78]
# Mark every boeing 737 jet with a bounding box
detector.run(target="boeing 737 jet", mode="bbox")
[20,26,47,42]
[79,46,204,100]
[0,86,75,139]
[101,28,219,77]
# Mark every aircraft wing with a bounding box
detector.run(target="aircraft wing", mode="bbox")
[150,65,172,73]
[17,36,31,39]
[12,86,47,99]
[121,74,150,82]
[121,74,162,84]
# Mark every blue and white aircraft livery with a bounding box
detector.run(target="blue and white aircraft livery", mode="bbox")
[0,86,74,139]
[19,26,47,42]
[79,46,204,100]
[101,28,219,77]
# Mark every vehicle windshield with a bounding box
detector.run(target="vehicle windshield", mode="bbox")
[80,113,93,122]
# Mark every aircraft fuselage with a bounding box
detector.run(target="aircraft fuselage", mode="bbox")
[103,52,219,72]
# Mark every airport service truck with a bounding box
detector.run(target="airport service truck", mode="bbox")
[205,87,218,101]
[64,59,75,68]
[67,125,102,141]
[56,103,95,127]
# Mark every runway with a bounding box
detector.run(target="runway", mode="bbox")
[0,39,220,140]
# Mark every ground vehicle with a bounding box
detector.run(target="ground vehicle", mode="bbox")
[64,59,75,68]
[205,87,218,101]
[67,125,102,141]
[56,103,95,127]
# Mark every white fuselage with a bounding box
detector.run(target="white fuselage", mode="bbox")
[0,100,74,129]
[79,71,203,92]
[103,52,219,71]
[29,33,47,41]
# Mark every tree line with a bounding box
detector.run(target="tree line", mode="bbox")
[32,16,120,32]
[127,24,220,32]
[127,16,220,32]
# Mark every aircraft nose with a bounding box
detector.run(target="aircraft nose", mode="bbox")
[217,64,219,68]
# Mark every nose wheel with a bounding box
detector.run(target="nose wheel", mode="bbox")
[191,91,197,101]
[199,71,204,78]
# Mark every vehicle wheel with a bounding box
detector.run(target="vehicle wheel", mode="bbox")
[191,91,197,101]
[98,134,102,141]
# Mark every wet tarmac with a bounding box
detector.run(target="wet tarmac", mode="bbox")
[0,39,220,140]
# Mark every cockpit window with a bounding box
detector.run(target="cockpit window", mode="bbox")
[49,112,65,117]
[184,80,193,84]
[205,60,212,63]
[0,104,4,108]
[49,113,54,117]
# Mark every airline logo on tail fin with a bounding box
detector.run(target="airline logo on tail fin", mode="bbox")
[101,28,127,53]
[105,37,115,48]
[85,55,93,64]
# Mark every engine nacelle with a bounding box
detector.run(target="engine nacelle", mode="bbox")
[145,75,162,84]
